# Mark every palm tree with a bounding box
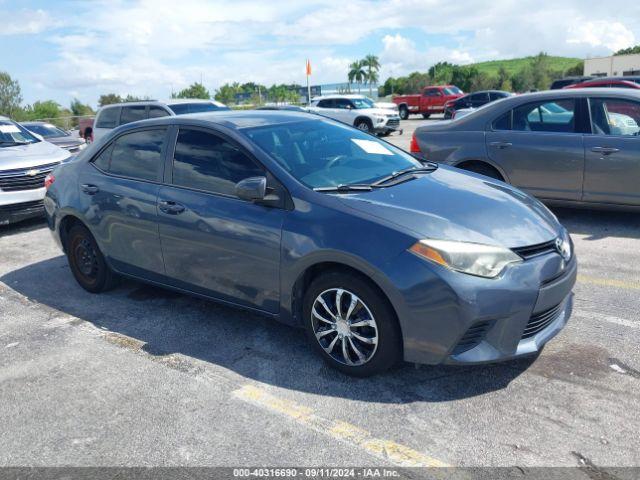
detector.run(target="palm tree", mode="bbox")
[362,54,381,97]
[347,61,366,92]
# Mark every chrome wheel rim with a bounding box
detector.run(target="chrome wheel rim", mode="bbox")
[311,288,378,366]
[357,123,370,132]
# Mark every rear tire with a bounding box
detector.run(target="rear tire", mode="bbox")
[399,105,409,120]
[303,271,401,377]
[459,162,504,181]
[66,224,118,293]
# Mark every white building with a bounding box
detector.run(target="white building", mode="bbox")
[584,53,640,77]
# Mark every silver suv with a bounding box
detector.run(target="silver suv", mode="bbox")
[0,116,71,225]
[92,99,230,142]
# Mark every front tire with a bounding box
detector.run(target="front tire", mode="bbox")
[66,224,118,293]
[399,105,409,120]
[303,272,401,377]
[355,119,372,133]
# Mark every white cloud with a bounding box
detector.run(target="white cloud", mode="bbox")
[0,9,57,35]
[568,21,635,53]
[4,0,640,105]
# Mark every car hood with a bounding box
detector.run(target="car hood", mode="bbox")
[0,140,71,171]
[338,166,560,248]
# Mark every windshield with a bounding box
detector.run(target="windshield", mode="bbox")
[351,97,375,109]
[0,120,39,146]
[243,119,421,189]
[444,87,463,95]
[25,123,68,138]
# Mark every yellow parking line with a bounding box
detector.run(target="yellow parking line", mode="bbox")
[233,385,449,468]
[577,274,640,291]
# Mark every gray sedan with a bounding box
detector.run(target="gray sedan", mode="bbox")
[22,121,87,154]
[411,88,640,209]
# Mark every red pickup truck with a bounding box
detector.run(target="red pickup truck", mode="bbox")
[393,85,464,120]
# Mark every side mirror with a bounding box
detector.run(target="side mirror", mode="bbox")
[235,176,267,202]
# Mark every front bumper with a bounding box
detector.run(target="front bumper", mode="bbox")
[382,248,577,365]
[373,118,402,135]
[0,188,46,225]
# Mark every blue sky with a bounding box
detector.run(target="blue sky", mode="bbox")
[2,0,639,108]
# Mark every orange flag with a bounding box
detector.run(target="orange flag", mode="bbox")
[306,59,312,76]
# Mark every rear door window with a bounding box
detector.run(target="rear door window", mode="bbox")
[171,129,264,197]
[317,99,335,108]
[95,107,120,128]
[512,100,576,133]
[106,129,167,182]
[120,106,147,125]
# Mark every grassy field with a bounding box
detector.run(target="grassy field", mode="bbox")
[470,56,582,77]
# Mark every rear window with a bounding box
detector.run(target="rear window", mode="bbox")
[95,107,120,129]
[120,106,147,125]
[167,103,229,115]
[93,128,166,182]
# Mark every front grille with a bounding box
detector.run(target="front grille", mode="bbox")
[0,162,59,192]
[0,200,44,213]
[512,240,556,260]
[452,320,491,355]
[387,119,400,128]
[522,303,563,339]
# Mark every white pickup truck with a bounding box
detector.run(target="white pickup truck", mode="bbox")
[308,94,402,136]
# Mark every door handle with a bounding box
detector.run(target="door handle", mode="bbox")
[158,200,186,215]
[591,146,620,155]
[81,184,99,195]
[489,141,513,149]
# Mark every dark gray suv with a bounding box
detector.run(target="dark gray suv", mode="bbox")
[45,111,576,376]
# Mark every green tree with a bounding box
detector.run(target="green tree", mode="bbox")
[347,60,366,91]
[172,82,210,99]
[614,45,640,55]
[98,93,123,107]
[214,83,238,105]
[511,66,535,92]
[361,54,381,96]
[0,71,23,117]
[564,61,584,77]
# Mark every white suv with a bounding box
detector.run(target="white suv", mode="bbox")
[0,116,71,225]
[92,99,230,142]
[308,95,401,135]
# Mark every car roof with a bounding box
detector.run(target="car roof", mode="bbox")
[112,110,320,132]
[21,121,52,126]
[312,94,369,100]
[98,99,224,109]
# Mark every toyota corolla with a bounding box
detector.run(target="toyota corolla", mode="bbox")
[44,111,576,376]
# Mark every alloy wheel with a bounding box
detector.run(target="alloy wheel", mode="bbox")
[311,288,379,366]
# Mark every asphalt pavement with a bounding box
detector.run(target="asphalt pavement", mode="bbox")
[0,119,639,472]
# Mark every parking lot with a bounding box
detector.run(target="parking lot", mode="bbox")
[1,117,639,471]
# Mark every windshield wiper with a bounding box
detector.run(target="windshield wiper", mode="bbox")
[372,164,438,187]
[314,184,376,193]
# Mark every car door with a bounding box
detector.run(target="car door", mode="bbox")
[81,127,168,278]
[334,98,357,124]
[582,97,640,205]
[156,127,285,313]
[485,98,585,201]
[422,88,441,112]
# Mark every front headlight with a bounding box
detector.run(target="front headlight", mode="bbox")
[409,239,522,278]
